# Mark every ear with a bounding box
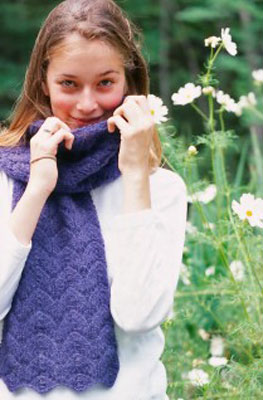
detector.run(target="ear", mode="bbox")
[42,81,49,97]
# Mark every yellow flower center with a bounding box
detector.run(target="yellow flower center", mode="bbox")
[246,210,253,217]
[150,109,155,115]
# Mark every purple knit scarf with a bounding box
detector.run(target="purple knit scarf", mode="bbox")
[0,120,121,393]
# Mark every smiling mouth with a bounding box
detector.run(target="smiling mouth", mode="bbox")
[71,116,104,125]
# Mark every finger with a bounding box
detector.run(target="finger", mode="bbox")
[49,128,75,150]
[124,95,151,116]
[135,95,152,115]
[40,117,70,136]
[107,118,116,133]
[113,100,142,123]
[107,115,130,135]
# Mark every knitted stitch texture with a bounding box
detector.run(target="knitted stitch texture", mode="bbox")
[0,120,121,393]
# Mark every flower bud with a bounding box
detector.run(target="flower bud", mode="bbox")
[187,145,198,156]
[202,86,215,96]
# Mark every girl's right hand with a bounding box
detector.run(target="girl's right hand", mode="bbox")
[28,117,75,195]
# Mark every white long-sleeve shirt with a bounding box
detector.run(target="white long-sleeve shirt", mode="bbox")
[0,167,187,400]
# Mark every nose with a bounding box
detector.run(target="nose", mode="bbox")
[76,88,98,114]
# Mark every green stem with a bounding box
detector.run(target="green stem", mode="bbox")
[204,42,224,84]
[219,109,225,131]
[161,153,176,172]
[250,127,263,196]
[208,94,215,132]
[210,42,224,65]
[191,102,208,121]
[208,124,252,322]
[186,159,251,322]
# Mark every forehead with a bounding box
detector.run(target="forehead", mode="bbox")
[48,33,124,73]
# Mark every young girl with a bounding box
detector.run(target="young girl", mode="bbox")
[0,0,187,399]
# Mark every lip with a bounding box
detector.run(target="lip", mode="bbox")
[70,116,104,126]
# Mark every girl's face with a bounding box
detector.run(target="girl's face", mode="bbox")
[43,34,127,129]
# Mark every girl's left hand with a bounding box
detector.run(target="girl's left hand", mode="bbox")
[107,95,155,177]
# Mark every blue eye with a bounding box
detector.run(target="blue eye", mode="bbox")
[99,80,113,87]
[61,80,76,88]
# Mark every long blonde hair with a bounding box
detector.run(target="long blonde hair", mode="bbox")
[0,0,162,169]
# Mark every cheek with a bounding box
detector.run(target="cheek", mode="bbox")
[50,93,74,114]
[100,86,126,111]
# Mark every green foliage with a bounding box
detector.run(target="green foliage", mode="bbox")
[0,1,58,120]
[176,7,225,23]
[159,24,263,399]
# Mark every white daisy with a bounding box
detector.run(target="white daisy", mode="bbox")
[229,260,245,281]
[215,90,238,113]
[188,368,210,387]
[188,184,217,204]
[221,27,237,56]
[208,356,228,367]
[171,83,202,106]
[252,69,263,85]
[205,266,216,276]
[210,336,224,356]
[232,193,263,228]
[180,263,191,285]
[147,94,168,124]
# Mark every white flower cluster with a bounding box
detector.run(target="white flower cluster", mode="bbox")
[252,69,263,85]
[204,27,237,56]
[204,36,221,48]
[229,260,245,281]
[208,336,228,367]
[179,262,191,285]
[212,90,257,116]
[171,84,257,116]
[170,28,261,118]
[232,193,263,228]
[148,29,261,125]
[215,90,238,113]
[187,184,217,204]
[185,333,228,387]
[187,368,210,386]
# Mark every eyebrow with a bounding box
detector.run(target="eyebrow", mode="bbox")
[58,70,121,78]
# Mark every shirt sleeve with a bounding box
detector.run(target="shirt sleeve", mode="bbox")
[104,169,187,333]
[0,171,32,321]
